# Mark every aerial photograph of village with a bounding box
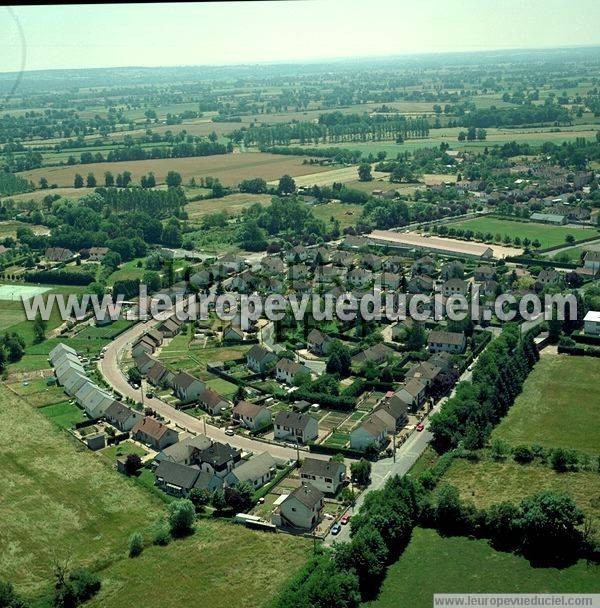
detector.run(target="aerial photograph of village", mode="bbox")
[0,1,599,607]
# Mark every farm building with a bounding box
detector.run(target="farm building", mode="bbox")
[367,230,495,260]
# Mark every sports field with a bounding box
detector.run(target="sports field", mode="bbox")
[364,528,599,608]
[446,217,595,249]
[18,152,331,188]
[492,354,600,455]
[0,283,50,300]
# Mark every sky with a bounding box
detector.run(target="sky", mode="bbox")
[1,0,600,73]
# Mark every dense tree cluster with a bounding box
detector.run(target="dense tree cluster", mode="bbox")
[430,324,539,451]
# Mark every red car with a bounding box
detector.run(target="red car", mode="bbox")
[416,423,425,432]
[340,514,350,525]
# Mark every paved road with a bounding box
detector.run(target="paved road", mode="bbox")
[99,302,331,463]
[324,358,477,545]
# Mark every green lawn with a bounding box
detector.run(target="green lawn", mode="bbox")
[311,201,363,230]
[443,458,600,534]
[40,400,87,429]
[1,384,310,607]
[446,217,596,249]
[0,385,163,593]
[365,527,599,608]
[100,441,148,461]
[492,354,600,455]
[87,520,310,608]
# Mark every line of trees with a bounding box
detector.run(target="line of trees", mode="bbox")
[429,324,539,452]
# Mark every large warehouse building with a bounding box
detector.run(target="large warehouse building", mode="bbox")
[366,230,518,259]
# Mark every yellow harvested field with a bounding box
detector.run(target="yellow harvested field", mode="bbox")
[268,165,372,188]
[18,152,331,188]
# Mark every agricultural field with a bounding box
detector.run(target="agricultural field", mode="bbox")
[442,459,600,533]
[445,216,596,249]
[185,192,273,220]
[548,240,600,262]
[0,385,310,606]
[364,527,600,608]
[492,355,600,455]
[18,152,331,189]
[0,187,97,204]
[0,220,50,237]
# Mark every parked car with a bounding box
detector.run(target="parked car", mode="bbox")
[225,428,235,436]
[146,391,154,399]
[340,514,350,525]
[416,423,424,432]
[331,523,341,535]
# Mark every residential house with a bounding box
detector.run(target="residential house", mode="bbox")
[154,434,213,466]
[405,361,441,387]
[381,272,401,290]
[146,361,174,388]
[132,335,156,358]
[331,250,355,267]
[285,245,308,263]
[261,256,285,275]
[76,383,116,419]
[375,398,408,431]
[231,269,257,294]
[274,411,318,444]
[246,344,277,373]
[408,274,434,294]
[275,358,311,385]
[536,269,563,287]
[273,482,324,530]
[288,263,310,281]
[347,267,372,287]
[440,260,464,281]
[428,351,454,372]
[45,247,74,263]
[154,461,222,497]
[428,331,466,354]
[172,371,204,404]
[361,253,383,271]
[583,251,600,275]
[195,441,241,478]
[441,278,469,297]
[314,265,346,284]
[222,324,245,342]
[299,458,346,495]
[383,256,404,273]
[307,328,332,355]
[411,256,436,276]
[49,343,77,366]
[133,351,158,375]
[583,311,600,336]
[219,252,246,273]
[350,416,388,451]
[473,266,497,282]
[225,452,277,490]
[63,371,91,398]
[392,378,427,411]
[232,400,272,430]
[104,401,143,432]
[87,247,109,262]
[132,416,178,450]
[198,388,231,416]
[190,269,212,288]
[351,343,395,367]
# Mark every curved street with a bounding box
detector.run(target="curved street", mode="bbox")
[98,310,325,462]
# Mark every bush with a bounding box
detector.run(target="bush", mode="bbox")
[68,568,101,603]
[128,531,144,557]
[168,499,196,537]
[152,525,171,546]
[512,445,534,464]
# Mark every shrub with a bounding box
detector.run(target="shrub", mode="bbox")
[152,525,171,546]
[512,445,534,464]
[128,532,144,557]
[168,499,196,537]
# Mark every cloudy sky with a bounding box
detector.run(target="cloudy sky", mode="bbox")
[2,0,599,72]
